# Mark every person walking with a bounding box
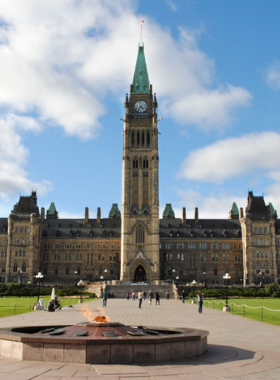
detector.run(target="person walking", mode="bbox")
[148,290,153,305]
[166,291,169,300]
[143,291,146,300]
[103,289,108,307]
[126,292,130,300]
[197,291,203,313]
[138,290,143,308]
[182,290,185,303]
[132,291,135,300]
[156,291,160,305]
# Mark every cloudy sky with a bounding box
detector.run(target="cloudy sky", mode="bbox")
[0,0,280,220]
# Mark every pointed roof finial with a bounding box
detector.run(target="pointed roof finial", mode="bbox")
[140,20,144,46]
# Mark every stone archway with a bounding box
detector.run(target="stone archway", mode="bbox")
[134,265,146,282]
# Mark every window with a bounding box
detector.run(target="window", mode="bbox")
[110,269,115,276]
[22,238,28,245]
[214,267,218,276]
[53,244,61,249]
[227,254,230,261]
[98,244,106,249]
[264,227,268,234]
[1,263,5,272]
[165,243,173,249]
[265,264,270,274]
[256,250,259,258]
[143,159,149,169]
[22,263,26,272]
[54,268,58,275]
[188,243,196,249]
[76,266,81,275]
[256,263,261,274]
[65,266,69,275]
[76,243,82,249]
[136,224,145,244]
[177,253,180,260]
[263,239,268,245]
[259,227,263,233]
[110,244,117,249]
[255,239,260,245]
[265,251,268,258]
[88,243,94,249]
[199,243,207,249]
[176,243,185,249]
[223,254,226,261]
[222,244,230,250]
[13,263,17,272]
[254,227,258,233]
[133,159,138,169]
[15,239,20,245]
[211,244,218,249]
[15,251,18,257]
[65,244,72,249]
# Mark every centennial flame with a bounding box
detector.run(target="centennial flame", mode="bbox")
[81,304,110,322]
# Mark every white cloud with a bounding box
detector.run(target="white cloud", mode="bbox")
[166,0,178,12]
[178,131,280,183]
[0,115,53,200]
[266,61,280,90]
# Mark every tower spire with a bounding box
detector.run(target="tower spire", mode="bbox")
[132,43,150,94]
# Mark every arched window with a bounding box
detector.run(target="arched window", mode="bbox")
[137,131,140,145]
[76,266,80,275]
[136,224,145,244]
[165,253,168,260]
[43,266,47,275]
[114,253,119,261]
[143,159,149,169]
[65,266,69,275]
[1,263,5,273]
[102,255,105,261]
[181,254,184,261]
[265,264,270,274]
[167,267,172,276]
[213,267,218,276]
[13,263,17,272]
[131,132,135,146]
[256,263,261,274]
[98,254,101,261]
[142,131,145,146]
[133,158,138,169]
[147,131,150,146]
[22,263,26,273]
[179,267,183,276]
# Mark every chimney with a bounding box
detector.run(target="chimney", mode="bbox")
[239,207,244,219]
[195,207,199,224]
[97,207,101,224]
[84,207,89,224]
[182,207,186,224]
[41,207,45,222]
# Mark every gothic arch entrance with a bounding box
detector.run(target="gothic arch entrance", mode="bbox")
[134,265,146,282]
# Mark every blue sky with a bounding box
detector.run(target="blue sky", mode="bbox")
[0,0,280,220]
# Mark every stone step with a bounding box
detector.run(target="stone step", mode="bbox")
[104,284,175,299]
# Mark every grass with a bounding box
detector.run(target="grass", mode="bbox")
[0,296,95,318]
[187,298,280,326]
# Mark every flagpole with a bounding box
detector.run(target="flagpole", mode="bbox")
[140,20,144,46]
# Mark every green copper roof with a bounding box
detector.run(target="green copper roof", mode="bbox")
[163,204,175,218]
[48,202,57,215]
[132,44,150,94]
[109,203,121,218]
[269,202,275,214]
[231,202,239,215]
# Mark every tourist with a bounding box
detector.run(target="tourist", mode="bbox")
[143,291,146,300]
[166,291,169,300]
[47,299,55,312]
[182,290,185,303]
[54,295,61,310]
[103,289,108,307]
[197,291,203,313]
[132,291,135,300]
[156,291,160,305]
[148,290,153,305]
[126,291,130,300]
[138,290,143,308]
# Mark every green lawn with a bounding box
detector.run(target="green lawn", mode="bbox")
[188,298,280,326]
[0,296,95,318]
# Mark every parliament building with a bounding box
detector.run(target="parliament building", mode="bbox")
[0,43,280,287]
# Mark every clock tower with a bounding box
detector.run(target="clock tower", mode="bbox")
[120,43,160,281]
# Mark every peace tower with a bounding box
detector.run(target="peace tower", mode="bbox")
[120,43,160,281]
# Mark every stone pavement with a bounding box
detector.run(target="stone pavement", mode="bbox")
[0,297,280,379]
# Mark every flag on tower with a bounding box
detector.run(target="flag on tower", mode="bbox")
[141,20,144,28]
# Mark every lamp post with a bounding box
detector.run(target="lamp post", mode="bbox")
[223,273,231,312]
[203,272,206,288]
[259,271,264,287]
[35,272,44,302]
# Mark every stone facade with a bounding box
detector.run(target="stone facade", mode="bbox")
[0,45,280,286]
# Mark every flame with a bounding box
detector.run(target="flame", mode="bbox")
[98,306,110,322]
[81,304,97,322]
[80,304,110,323]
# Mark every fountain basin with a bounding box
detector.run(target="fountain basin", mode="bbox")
[0,323,208,364]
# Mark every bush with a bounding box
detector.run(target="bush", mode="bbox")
[265,283,279,297]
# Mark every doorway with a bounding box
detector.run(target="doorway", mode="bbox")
[134,265,146,282]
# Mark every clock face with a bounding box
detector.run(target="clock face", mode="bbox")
[134,101,147,113]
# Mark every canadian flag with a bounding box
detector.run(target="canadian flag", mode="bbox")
[141,20,144,28]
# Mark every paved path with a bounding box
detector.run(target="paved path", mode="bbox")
[0,297,280,379]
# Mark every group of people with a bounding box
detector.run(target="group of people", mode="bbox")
[125,290,160,307]
[47,295,61,312]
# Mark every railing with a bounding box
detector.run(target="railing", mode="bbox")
[200,299,280,324]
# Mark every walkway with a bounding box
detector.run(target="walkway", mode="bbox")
[0,297,279,379]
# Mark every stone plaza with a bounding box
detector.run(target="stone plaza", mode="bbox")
[0,297,279,379]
